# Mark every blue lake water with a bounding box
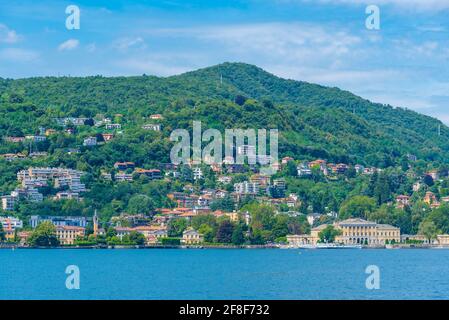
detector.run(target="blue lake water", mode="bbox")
[1,248,449,300]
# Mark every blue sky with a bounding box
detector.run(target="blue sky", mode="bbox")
[1,0,449,123]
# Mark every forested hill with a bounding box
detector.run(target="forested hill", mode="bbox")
[0,62,448,167]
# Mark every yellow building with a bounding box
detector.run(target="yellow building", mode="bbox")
[181,228,204,245]
[286,224,328,246]
[132,226,168,245]
[56,226,85,245]
[4,227,15,241]
[437,235,449,246]
[287,218,401,247]
[336,219,400,245]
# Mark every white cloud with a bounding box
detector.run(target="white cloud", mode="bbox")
[113,37,146,51]
[148,23,361,64]
[298,0,449,11]
[0,24,20,43]
[58,39,79,51]
[0,48,38,62]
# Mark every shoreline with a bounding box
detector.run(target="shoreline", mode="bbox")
[1,244,448,250]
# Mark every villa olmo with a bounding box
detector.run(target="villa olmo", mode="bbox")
[287,218,401,247]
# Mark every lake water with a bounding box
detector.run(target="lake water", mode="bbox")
[1,248,449,300]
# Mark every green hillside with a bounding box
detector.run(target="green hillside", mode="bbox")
[1,62,446,167]
[2,62,449,238]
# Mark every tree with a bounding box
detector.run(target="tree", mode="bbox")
[339,196,376,220]
[126,194,155,215]
[191,214,217,231]
[128,231,146,245]
[373,172,391,205]
[231,223,245,245]
[234,95,247,106]
[271,214,289,239]
[168,218,188,237]
[210,195,235,211]
[28,221,60,247]
[285,161,297,177]
[243,203,276,243]
[160,237,181,246]
[0,223,5,242]
[198,224,215,243]
[423,175,434,187]
[216,220,234,243]
[419,220,440,243]
[318,225,342,243]
[345,166,357,179]
[180,165,193,183]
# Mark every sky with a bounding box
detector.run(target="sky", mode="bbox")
[0,0,449,123]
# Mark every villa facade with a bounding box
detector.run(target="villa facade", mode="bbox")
[287,218,401,247]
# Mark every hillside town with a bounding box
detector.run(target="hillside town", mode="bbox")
[2,115,449,248]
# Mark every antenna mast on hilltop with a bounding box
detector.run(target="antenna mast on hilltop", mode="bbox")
[438,124,441,136]
[220,73,223,85]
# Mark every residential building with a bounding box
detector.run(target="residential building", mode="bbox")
[218,176,232,184]
[0,153,26,161]
[101,172,113,180]
[281,156,294,164]
[1,196,16,211]
[102,133,114,141]
[250,174,270,187]
[25,135,46,142]
[237,145,256,156]
[4,136,25,143]
[22,187,43,202]
[30,215,88,229]
[131,226,168,244]
[181,228,204,244]
[115,173,133,182]
[134,168,162,180]
[273,179,286,190]
[437,235,449,246]
[306,213,322,226]
[105,123,122,130]
[142,124,161,131]
[0,216,23,230]
[83,137,97,146]
[54,191,80,200]
[149,114,163,120]
[165,170,181,179]
[115,227,132,240]
[54,117,88,126]
[45,129,57,136]
[114,162,135,171]
[56,226,85,245]
[396,195,410,209]
[354,165,365,174]
[193,167,203,180]
[234,181,259,195]
[413,182,422,192]
[424,191,440,208]
[287,218,401,246]
[297,163,312,177]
